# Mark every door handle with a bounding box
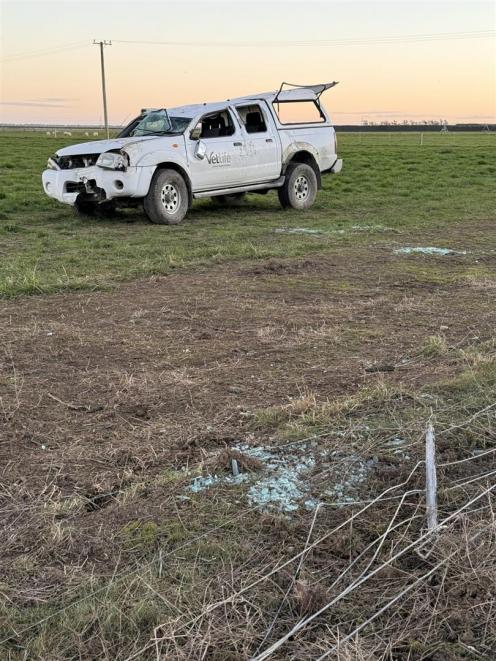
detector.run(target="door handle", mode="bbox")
[266,138,273,143]
[233,141,242,147]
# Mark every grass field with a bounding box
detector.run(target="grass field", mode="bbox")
[1,131,495,659]
[0,131,494,297]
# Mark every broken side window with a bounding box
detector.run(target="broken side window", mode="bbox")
[199,110,236,139]
[235,104,268,134]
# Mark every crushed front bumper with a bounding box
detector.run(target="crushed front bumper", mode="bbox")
[41,165,155,205]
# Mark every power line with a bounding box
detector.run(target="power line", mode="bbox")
[1,42,89,63]
[1,30,493,64]
[112,29,495,48]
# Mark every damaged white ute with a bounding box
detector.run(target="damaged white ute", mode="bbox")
[42,82,343,225]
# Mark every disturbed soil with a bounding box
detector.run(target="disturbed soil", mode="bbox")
[1,228,495,658]
[1,245,494,488]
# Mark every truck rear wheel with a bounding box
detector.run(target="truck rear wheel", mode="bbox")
[144,169,189,225]
[278,163,317,210]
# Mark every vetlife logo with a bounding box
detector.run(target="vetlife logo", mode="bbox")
[206,151,232,166]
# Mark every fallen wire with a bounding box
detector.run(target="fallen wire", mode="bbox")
[252,503,322,656]
[127,463,496,660]
[0,503,262,647]
[315,523,494,660]
[252,483,496,660]
[126,463,424,660]
[5,406,495,651]
[439,445,496,467]
[437,402,496,436]
[2,403,492,517]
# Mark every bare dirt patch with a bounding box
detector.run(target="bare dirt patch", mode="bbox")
[1,233,495,658]
[1,245,494,491]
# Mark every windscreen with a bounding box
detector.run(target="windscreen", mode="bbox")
[117,110,192,137]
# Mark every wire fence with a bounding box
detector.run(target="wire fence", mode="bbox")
[2,408,495,658]
[337,130,496,147]
[0,127,494,148]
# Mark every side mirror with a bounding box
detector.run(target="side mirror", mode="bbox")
[190,122,202,140]
[195,140,207,160]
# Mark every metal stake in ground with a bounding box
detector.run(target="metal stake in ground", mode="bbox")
[425,422,438,531]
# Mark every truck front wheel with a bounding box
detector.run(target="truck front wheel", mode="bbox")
[144,169,189,225]
[278,163,318,210]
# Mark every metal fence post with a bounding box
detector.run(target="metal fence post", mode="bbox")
[425,423,438,531]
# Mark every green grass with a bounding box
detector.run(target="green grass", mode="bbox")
[0,131,495,297]
[250,343,496,443]
[1,129,495,657]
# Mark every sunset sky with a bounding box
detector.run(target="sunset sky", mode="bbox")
[1,0,495,126]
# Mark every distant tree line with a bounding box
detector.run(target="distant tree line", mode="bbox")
[336,122,494,132]
[1,122,494,134]
[362,119,450,126]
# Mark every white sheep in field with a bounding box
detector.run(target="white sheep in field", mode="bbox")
[93,131,99,136]
[84,132,89,136]
[46,131,51,136]
[63,131,72,136]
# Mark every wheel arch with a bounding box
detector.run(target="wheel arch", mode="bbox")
[152,162,193,205]
[284,150,322,189]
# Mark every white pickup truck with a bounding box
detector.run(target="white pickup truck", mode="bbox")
[42,82,342,224]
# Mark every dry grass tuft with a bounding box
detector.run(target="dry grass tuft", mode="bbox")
[211,447,264,473]
[421,334,449,357]
[292,579,329,616]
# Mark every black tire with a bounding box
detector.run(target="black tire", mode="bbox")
[144,169,189,225]
[74,198,116,219]
[96,201,117,218]
[278,163,318,210]
[74,196,97,218]
[212,192,246,206]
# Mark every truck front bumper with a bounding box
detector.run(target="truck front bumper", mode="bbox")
[41,165,155,205]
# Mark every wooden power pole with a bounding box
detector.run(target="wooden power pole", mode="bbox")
[93,40,112,138]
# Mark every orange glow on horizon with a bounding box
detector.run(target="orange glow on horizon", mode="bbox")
[1,1,495,126]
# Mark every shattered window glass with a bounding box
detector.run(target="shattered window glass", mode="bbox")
[118,111,192,137]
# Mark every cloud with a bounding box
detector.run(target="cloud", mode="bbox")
[29,97,76,103]
[332,110,406,115]
[0,100,73,108]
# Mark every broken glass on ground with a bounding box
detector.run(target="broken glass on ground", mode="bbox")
[394,246,467,256]
[186,443,377,514]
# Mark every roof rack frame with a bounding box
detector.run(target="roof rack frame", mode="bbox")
[273,81,339,105]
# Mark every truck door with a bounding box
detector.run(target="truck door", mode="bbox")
[186,108,247,191]
[233,102,281,182]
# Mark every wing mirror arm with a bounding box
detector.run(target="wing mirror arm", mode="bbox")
[190,121,206,159]
[195,140,207,160]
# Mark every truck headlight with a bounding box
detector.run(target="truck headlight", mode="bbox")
[96,151,128,170]
[47,156,59,170]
